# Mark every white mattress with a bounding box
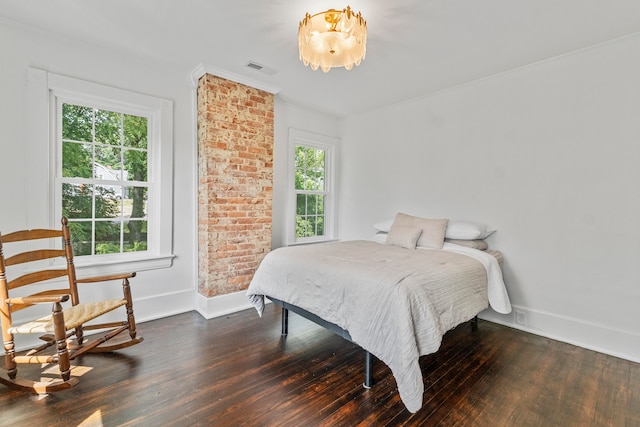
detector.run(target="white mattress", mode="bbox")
[247,240,511,412]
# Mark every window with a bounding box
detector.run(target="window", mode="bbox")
[26,68,174,271]
[288,129,338,244]
[60,103,149,256]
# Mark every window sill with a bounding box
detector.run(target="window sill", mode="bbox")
[70,253,175,277]
[287,238,339,247]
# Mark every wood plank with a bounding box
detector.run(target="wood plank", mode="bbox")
[1,305,638,426]
[1,228,62,243]
[8,269,68,289]
[5,249,65,266]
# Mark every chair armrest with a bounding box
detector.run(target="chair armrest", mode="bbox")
[75,272,137,284]
[6,294,70,305]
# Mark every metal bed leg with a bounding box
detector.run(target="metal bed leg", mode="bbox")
[281,307,289,335]
[471,315,478,332]
[363,351,373,389]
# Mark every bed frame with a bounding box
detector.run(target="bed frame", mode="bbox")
[267,296,479,389]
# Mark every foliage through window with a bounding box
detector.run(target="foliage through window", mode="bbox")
[295,145,327,239]
[60,103,149,256]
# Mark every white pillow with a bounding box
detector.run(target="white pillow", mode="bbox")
[373,218,394,233]
[445,238,489,250]
[445,220,495,240]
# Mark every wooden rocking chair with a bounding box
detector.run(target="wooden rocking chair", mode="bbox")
[0,217,143,394]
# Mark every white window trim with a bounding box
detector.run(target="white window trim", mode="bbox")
[26,67,174,274]
[287,128,339,245]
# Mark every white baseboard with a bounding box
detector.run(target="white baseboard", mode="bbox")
[10,289,196,353]
[10,289,251,352]
[10,289,637,366]
[192,295,640,364]
[134,288,196,324]
[479,304,640,364]
[195,289,255,319]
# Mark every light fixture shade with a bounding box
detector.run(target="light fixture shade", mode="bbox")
[298,6,367,73]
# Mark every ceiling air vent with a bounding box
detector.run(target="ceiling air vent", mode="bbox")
[246,61,278,76]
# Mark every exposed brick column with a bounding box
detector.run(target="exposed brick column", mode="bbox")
[197,74,274,297]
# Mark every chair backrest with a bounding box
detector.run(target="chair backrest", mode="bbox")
[0,218,79,322]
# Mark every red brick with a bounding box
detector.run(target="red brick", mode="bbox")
[197,74,273,297]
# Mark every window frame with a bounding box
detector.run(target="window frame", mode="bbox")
[57,99,153,257]
[287,129,338,245]
[26,68,174,273]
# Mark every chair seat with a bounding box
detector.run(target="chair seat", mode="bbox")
[8,299,127,334]
[1,219,143,394]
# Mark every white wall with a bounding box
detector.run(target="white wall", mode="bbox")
[0,21,198,324]
[0,20,342,326]
[272,99,341,249]
[4,18,638,362]
[339,34,640,362]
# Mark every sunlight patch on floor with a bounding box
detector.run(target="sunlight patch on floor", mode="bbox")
[78,410,104,427]
[41,363,93,376]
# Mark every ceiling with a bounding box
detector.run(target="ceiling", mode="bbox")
[1,0,639,117]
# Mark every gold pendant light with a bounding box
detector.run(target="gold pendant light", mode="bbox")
[298,6,367,73]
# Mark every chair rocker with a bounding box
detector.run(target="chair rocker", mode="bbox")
[0,217,143,394]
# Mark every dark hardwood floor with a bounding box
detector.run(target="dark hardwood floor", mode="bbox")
[1,304,638,426]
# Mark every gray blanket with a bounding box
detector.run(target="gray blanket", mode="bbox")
[246,240,499,413]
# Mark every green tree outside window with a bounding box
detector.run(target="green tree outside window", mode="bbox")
[61,103,149,256]
[295,145,326,238]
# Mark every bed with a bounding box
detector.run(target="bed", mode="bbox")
[246,215,511,413]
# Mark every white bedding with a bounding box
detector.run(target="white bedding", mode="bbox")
[246,240,511,413]
[440,242,511,314]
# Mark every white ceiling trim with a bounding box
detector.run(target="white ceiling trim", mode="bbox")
[190,63,281,94]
